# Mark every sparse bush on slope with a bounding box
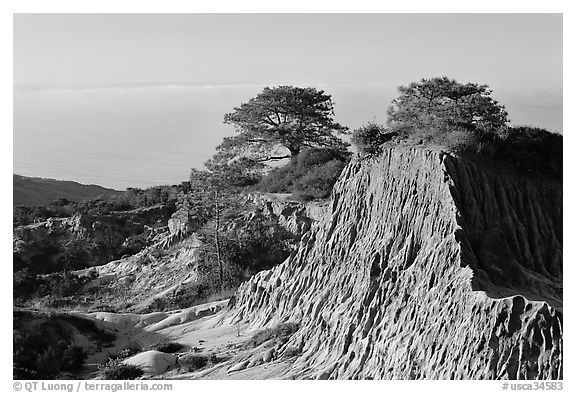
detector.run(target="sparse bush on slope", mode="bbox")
[178,353,226,372]
[148,341,185,353]
[97,360,144,380]
[352,122,562,182]
[258,148,350,200]
[351,123,398,155]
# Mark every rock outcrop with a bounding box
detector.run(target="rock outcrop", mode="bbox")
[231,147,562,380]
[13,205,172,273]
[248,193,328,237]
[70,196,321,313]
[80,235,205,312]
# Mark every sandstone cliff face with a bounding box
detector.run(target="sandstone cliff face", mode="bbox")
[248,193,328,237]
[80,235,203,312]
[70,196,320,313]
[231,147,562,380]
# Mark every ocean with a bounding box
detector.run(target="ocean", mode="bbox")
[13,84,562,190]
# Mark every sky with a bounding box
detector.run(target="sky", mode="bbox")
[13,13,563,189]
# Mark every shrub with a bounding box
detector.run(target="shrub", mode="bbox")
[182,208,295,308]
[492,126,562,181]
[433,127,484,153]
[292,159,347,200]
[178,354,209,372]
[426,125,562,180]
[13,200,78,227]
[97,359,144,380]
[13,185,180,227]
[149,341,185,353]
[33,341,87,377]
[13,326,88,379]
[258,148,350,199]
[178,353,226,372]
[351,123,397,155]
[13,268,40,299]
[109,343,143,360]
[60,345,88,373]
[35,272,90,298]
[219,215,294,275]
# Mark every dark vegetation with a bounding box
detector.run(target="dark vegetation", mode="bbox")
[13,329,87,379]
[97,360,144,380]
[13,174,119,207]
[170,115,349,297]
[14,185,182,227]
[194,215,295,296]
[14,270,92,300]
[13,185,185,307]
[178,354,209,372]
[14,202,173,274]
[13,198,79,226]
[257,148,350,200]
[351,124,398,155]
[13,185,179,281]
[178,353,226,373]
[149,341,185,353]
[13,311,114,379]
[351,77,562,181]
[491,126,562,180]
[107,343,143,361]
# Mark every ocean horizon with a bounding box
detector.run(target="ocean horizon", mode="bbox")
[14,83,562,190]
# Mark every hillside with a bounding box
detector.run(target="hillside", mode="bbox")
[36,146,561,380]
[13,174,119,206]
[13,195,319,312]
[226,147,561,379]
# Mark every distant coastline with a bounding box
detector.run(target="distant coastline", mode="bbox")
[13,174,120,206]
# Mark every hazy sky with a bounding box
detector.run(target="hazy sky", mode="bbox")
[13,14,563,189]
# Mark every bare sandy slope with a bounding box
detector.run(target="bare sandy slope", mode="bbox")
[79,299,295,380]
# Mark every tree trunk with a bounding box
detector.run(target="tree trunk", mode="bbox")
[214,190,224,293]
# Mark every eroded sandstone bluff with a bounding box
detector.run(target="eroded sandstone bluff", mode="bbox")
[230,147,562,380]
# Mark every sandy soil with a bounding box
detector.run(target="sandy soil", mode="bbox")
[79,299,295,379]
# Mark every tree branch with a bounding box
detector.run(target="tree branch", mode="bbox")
[242,138,272,143]
[264,116,278,127]
[252,154,291,162]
